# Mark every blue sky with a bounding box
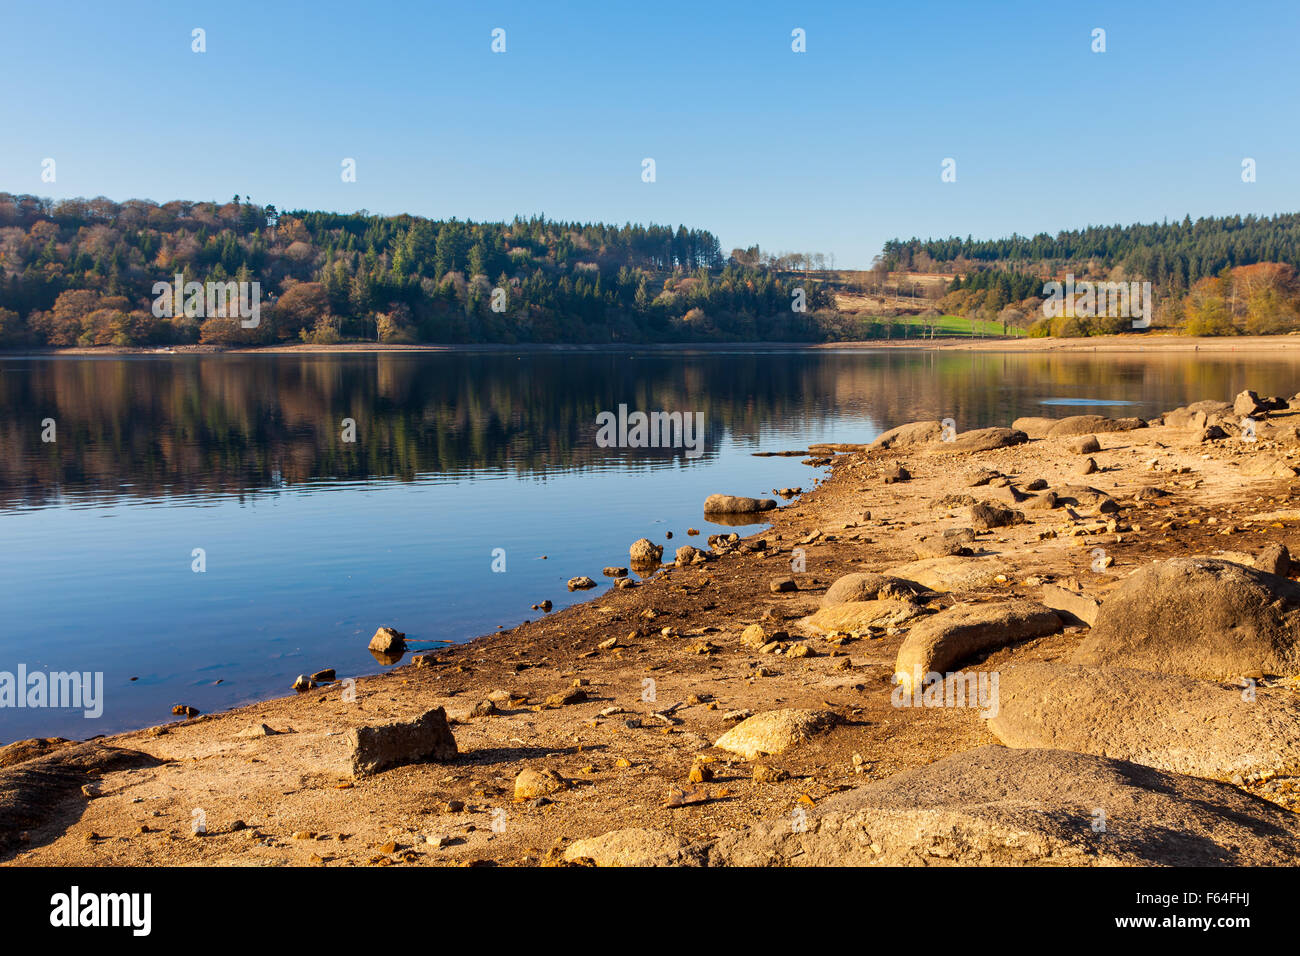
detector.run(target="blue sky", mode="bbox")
[2,0,1298,267]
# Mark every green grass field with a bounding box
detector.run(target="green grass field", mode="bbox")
[871,315,1028,338]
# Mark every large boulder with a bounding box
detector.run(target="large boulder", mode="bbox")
[886,556,1012,592]
[563,828,703,867]
[928,427,1028,454]
[987,662,1300,780]
[1164,401,1233,429]
[1040,583,1100,627]
[802,599,925,634]
[821,572,925,606]
[345,707,458,777]
[703,494,777,514]
[704,746,1300,866]
[871,420,942,449]
[1239,454,1298,479]
[714,709,841,759]
[1073,557,1300,679]
[1011,416,1055,439]
[1046,415,1145,437]
[894,600,1061,691]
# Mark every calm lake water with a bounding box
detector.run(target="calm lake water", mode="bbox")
[3,347,1299,742]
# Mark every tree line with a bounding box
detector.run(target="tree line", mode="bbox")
[882,212,1300,296]
[0,193,841,348]
[885,212,1300,336]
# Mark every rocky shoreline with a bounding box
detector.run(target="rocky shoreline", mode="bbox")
[5,388,1300,866]
[29,331,1300,356]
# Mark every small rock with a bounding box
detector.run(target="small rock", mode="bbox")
[715,709,841,759]
[629,538,663,565]
[1256,543,1291,578]
[368,627,406,654]
[688,763,714,783]
[674,545,708,567]
[1068,435,1102,455]
[546,688,588,707]
[514,768,568,801]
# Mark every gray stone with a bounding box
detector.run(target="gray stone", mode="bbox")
[871,420,942,449]
[802,599,925,634]
[703,494,777,514]
[987,662,1300,780]
[563,828,702,866]
[1235,389,1267,418]
[1073,557,1300,679]
[928,427,1028,454]
[629,538,663,565]
[367,627,405,653]
[346,707,457,777]
[1256,543,1291,577]
[1046,415,1145,437]
[714,709,841,759]
[674,545,708,567]
[822,572,924,606]
[969,501,1024,530]
[1040,583,1101,627]
[894,600,1061,690]
[704,746,1300,866]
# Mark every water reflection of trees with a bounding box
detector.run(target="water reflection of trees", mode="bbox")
[1,351,1297,509]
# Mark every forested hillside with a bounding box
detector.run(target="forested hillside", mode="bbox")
[882,213,1300,335]
[0,193,837,348]
[883,213,1300,293]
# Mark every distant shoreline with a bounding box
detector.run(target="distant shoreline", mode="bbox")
[19,333,1300,356]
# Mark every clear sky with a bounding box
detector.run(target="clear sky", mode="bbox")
[2,0,1298,268]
